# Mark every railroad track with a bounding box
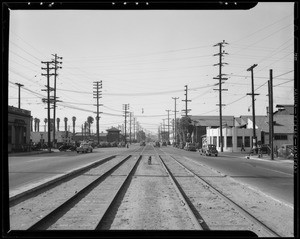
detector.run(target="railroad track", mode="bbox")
[9,144,281,235]
[155,147,281,237]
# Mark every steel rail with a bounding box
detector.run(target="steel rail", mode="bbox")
[154,148,205,230]
[9,155,116,207]
[28,155,132,230]
[169,154,282,237]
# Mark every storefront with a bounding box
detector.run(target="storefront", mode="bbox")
[8,106,31,153]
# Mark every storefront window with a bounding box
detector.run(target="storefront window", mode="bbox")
[244,136,250,147]
[227,136,232,147]
[237,136,243,147]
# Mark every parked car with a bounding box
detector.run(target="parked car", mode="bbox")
[184,143,197,151]
[76,143,93,153]
[277,144,293,158]
[59,144,74,152]
[154,141,160,147]
[162,141,167,146]
[199,144,218,156]
[140,141,146,146]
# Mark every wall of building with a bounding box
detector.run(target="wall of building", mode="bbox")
[8,106,31,152]
[206,127,257,152]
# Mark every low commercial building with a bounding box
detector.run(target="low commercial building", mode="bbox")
[8,106,32,153]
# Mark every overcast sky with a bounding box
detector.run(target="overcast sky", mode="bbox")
[8,2,294,135]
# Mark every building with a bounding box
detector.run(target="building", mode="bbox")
[190,115,235,148]
[30,131,72,145]
[8,106,32,153]
[106,127,121,142]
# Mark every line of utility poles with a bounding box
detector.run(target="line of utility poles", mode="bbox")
[172,97,179,144]
[130,112,132,144]
[123,104,129,145]
[41,61,56,152]
[247,64,259,153]
[182,85,191,117]
[213,40,228,152]
[51,54,62,147]
[93,81,103,145]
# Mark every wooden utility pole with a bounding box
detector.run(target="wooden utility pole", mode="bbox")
[130,112,132,144]
[166,109,171,142]
[93,81,103,145]
[15,83,24,109]
[268,69,274,160]
[51,54,62,147]
[41,61,55,152]
[172,97,179,144]
[213,40,228,152]
[247,64,259,153]
[182,85,191,117]
[123,104,129,144]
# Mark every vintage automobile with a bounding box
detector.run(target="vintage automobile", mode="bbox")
[199,144,218,156]
[154,141,160,147]
[59,144,76,152]
[277,144,293,158]
[184,143,197,151]
[140,141,146,146]
[76,142,93,153]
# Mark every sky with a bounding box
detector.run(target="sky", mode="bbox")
[8,2,295,136]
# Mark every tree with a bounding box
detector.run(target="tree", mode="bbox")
[72,116,76,135]
[87,116,94,137]
[56,118,60,131]
[179,116,194,143]
[44,118,47,132]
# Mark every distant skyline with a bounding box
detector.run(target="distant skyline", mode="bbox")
[8,2,294,135]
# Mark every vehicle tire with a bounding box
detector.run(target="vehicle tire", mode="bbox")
[77,151,79,153]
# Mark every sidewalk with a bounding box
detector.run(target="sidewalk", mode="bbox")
[219,151,294,163]
[8,149,60,157]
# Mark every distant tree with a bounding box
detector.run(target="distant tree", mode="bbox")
[44,118,48,132]
[56,118,60,131]
[87,116,94,136]
[72,116,76,134]
[179,116,194,143]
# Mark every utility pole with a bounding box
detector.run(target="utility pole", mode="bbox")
[182,85,191,117]
[93,81,103,145]
[133,117,136,142]
[130,112,132,144]
[268,69,274,160]
[41,61,55,152]
[213,40,228,152]
[51,54,62,147]
[172,97,179,144]
[166,109,171,142]
[15,83,24,109]
[123,104,129,144]
[247,64,259,154]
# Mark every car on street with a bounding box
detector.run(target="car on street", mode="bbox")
[162,141,167,146]
[76,142,93,153]
[154,141,160,147]
[277,144,294,158]
[140,141,146,146]
[59,144,76,152]
[184,143,197,151]
[199,144,218,156]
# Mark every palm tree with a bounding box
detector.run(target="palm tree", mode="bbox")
[56,118,60,131]
[87,116,94,137]
[72,116,76,135]
[30,116,33,132]
[44,118,48,132]
[37,118,40,132]
[34,118,38,132]
[84,121,88,139]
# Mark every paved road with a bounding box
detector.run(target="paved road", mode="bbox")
[8,145,294,207]
[8,146,139,195]
[162,146,294,206]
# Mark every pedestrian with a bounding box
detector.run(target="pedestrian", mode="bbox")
[241,143,245,152]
